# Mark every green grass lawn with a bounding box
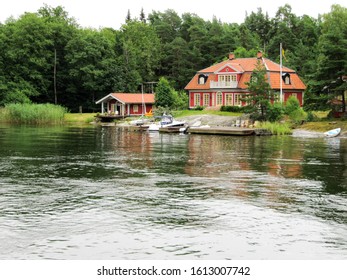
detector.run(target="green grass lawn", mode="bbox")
[64,113,96,124]
[299,120,347,132]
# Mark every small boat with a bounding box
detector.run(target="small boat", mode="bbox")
[148,114,186,132]
[324,128,341,138]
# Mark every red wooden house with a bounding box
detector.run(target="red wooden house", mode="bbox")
[96,93,154,116]
[185,52,306,108]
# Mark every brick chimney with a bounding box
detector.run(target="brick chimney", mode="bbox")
[257,51,263,59]
[229,53,235,60]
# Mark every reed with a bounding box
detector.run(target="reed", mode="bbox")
[2,103,67,124]
[258,121,292,135]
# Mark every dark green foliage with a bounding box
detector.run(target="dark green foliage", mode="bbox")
[155,77,175,108]
[309,5,347,112]
[0,4,344,113]
[193,105,204,111]
[172,90,188,110]
[267,103,284,122]
[220,106,243,112]
[244,60,274,120]
[285,96,301,115]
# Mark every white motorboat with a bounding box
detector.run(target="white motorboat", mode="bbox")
[148,114,186,131]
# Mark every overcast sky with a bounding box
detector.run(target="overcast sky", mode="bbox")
[0,0,346,29]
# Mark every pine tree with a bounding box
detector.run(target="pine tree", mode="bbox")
[140,8,146,23]
[126,9,131,23]
[243,60,273,120]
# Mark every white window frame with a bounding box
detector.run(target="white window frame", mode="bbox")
[194,93,201,107]
[218,75,237,85]
[203,93,209,106]
[133,105,139,113]
[234,94,242,106]
[216,91,223,106]
[225,94,233,106]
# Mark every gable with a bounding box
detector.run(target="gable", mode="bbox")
[219,65,237,73]
[214,63,244,74]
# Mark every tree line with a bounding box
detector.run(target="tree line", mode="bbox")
[0,4,346,112]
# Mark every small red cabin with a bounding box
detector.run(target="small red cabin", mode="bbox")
[96,93,155,116]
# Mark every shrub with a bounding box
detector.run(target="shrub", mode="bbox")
[220,106,242,112]
[267,102,284,122]
[285,96,300,115]
[193,105,205,111]
[289,108,307,124]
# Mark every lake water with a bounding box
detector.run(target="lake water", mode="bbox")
[0,124,346,260]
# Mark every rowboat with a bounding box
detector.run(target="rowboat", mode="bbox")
[324,128,341,138]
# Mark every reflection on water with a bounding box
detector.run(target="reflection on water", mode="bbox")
[0,125,346,259]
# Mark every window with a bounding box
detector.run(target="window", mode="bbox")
[203,93,210,106]
[133,105,139,113]
[198,74,207,84]
[234,94,242,106]
[216,91,222,106]
[225,94,233,106]
[218,75,237,86]
[282,73,291,85]
[194,93,201,107]
[291,93,297,99]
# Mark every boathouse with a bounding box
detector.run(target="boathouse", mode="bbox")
[96,93,154,117]
[185,51,306,109]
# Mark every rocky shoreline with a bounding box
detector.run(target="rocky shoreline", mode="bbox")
[116,114,346,138]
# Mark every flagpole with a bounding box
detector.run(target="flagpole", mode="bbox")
[280,43,283,104]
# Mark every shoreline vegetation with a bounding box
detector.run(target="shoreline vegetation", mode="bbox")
[0,104,346,136]
[0,103,67,125]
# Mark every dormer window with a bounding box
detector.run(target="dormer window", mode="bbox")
[282,73,291,85]
[198,74,207,85]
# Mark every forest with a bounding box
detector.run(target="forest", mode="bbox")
[0,4,346,112]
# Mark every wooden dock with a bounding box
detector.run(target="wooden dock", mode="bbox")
[159,126,188,133]
[188,126,255,136]
[95,115,125,122]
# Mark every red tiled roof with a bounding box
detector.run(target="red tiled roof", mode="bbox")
[111,93,155,104]
[269,73,306,90]
[185,56,306,91]
[96,93,155,104]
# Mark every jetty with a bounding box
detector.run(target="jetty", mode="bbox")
[188,126,255,136]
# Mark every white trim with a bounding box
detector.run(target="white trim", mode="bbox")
[194,93,201,107]
[225,93,233,106]
[216,91,223,106]
[95,93,126,105]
